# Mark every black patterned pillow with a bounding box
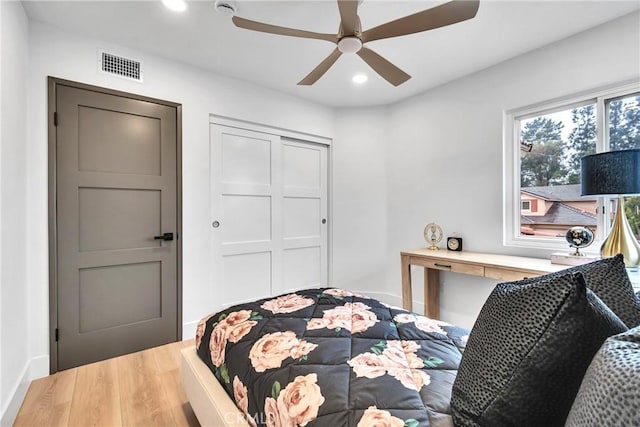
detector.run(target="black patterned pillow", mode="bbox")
[563,254,639,328]
[515,254,639,328]
[451,271,627,427]
[565,326,640,426]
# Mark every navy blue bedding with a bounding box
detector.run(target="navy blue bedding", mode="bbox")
[195,288,469,426]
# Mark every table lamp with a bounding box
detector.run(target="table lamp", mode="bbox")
[581,149,640,267]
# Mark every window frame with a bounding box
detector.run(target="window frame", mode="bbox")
[503,81,640,252]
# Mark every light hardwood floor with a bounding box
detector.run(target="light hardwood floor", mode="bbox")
[14,340,200,427]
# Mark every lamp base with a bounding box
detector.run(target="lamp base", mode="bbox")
[601,196,640,267]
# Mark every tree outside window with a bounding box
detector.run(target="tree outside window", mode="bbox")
[518,92,640,240]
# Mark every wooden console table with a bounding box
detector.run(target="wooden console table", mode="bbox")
[401,249,568,319]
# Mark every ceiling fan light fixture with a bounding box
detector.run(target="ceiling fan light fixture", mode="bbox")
[337,37,362,54]
[352,73,368,84]
[231,0,480,86]
[162,0,187,12]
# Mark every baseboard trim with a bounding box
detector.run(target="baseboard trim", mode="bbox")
[360,290,401,306]
[29,355,49,380]
[183,320,198,340]
[0,362,30,427]
[0,353,50,426]
[355,290,425,315]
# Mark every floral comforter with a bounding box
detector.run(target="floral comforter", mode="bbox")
[195,288,469,427]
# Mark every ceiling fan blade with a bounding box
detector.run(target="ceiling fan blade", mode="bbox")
[298,48,343,86]
[232,16,337,43]
[357,47,410,86]
[361,0,479,43]
[337,0,359,35]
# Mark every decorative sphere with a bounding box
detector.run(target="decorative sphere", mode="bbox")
[565,226,594,249]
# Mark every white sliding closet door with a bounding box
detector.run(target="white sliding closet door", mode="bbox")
[281,138,328,294]
[210,125,328,305]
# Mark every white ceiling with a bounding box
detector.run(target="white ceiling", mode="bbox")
[22,0,640,107]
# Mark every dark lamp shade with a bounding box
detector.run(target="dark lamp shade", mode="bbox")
[581,149,640,196]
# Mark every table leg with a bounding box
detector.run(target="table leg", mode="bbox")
[424,267,440,319]
[401,254,412,312]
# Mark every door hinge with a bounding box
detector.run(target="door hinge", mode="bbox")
[55,328,59,342]
[53,112,58,127]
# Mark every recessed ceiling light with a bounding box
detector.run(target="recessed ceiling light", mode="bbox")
[352,74,368,84]
[162,0,187,12]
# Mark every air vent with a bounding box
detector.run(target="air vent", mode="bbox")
[99,51,143,82]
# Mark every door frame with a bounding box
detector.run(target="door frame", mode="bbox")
[47,77,183,373]
[209,114,334,293]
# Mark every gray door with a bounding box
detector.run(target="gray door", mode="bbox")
[53,81,180,370]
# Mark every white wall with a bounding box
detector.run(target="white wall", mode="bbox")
[0,1,30,424]
[384,11,640,328]
[26,21,334,379]
[332,107,389,298]
[0,0,3,416]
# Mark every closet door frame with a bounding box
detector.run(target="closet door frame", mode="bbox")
[209,115,332,302]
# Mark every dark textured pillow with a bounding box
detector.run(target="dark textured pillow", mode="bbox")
[514,254,639,328]
[565,254,639,328]
[565,326,640,426]
[451,271,627,427]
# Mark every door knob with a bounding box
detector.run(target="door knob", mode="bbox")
[154,232,174,241]
[212,221,220,228]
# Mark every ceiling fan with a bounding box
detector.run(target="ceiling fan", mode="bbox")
[231,0,480,86]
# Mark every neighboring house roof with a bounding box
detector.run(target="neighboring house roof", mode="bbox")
[522,202,597,226]
[521,184,597,202]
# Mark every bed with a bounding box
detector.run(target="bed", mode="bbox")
[181,288,469,426]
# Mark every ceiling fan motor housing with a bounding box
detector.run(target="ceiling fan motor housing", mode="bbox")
[338,36,363,54]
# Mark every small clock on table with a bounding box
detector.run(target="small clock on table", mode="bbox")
[446,237,463,251]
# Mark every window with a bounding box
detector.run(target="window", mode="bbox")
[503,82,640,250]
